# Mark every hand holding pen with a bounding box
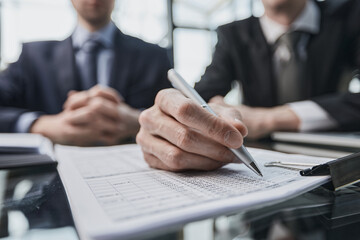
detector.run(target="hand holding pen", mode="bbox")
[136,69,262,176]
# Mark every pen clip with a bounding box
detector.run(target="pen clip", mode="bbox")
[264,161,317,171]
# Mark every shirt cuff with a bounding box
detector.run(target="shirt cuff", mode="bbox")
[288,101,338,132]
[14,112,42,133]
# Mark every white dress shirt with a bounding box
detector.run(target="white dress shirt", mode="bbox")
[259,0,338,132]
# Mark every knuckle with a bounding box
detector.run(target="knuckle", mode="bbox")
[135,129,145,145]
[91,86,102,96]
[90,99,103,111]
[65,96,74,105]
[94,88,103,96]
[175,127,192,148]
[138,109,151,126]
[207,118,226,137]
[165,148,183,170]
[139,107,163,133]
[76,92,88,102]
[155,89,168,105]
[176,100,196,121]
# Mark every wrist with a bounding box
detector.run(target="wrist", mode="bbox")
[30,115,56,139]
[269,105,300,132]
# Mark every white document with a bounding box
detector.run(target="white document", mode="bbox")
[56,144,331,240]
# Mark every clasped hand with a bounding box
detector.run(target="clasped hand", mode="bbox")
[31,85,140,146]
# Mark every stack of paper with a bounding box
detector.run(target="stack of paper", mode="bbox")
[56,144,331,240]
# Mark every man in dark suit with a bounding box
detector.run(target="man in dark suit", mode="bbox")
[195,0,360,139]
[0,0,171,146]
[136,0,359,172]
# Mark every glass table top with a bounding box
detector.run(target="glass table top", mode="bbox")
[1,143,359,240]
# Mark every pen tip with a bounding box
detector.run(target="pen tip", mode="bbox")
[250,162,263,177]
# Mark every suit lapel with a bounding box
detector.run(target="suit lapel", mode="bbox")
[305,6,343,98]
[108,29,132,100]
[53,37,80,105]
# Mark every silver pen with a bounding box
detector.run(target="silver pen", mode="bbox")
[168,69,263,177]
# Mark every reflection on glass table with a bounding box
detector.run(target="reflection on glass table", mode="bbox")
[181,184,360,240]
[0,166,77,240]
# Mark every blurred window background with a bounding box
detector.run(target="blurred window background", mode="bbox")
[0,0,263,86]
[1,0,358,95]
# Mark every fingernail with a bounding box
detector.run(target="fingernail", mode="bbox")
[234,118,242,123]
[224,131,241,148]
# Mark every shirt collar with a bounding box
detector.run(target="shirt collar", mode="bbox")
[260,0,320,44]
[72,21,116,49]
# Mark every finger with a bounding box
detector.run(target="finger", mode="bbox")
[210,103,248,137]
[142,152,175,171]
[139,107,237,163]
[67,90,78,97]
[88,97,121,121]
[209,95,225,104]
[64,107,96,125]
[67,109,122,137]
[97,134,120,146]
[93,116,122,134]
[66,123,120,146]
[230,119,248,137]
[136,129,225,171]
[65,125,100,146]
[63,91,91,110]
[155,89,244,149]
[65,107,112,127]
[89,85,123,104]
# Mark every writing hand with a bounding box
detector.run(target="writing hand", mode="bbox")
[136,89,247,172]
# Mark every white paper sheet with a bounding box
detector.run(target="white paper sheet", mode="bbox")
[56,144,331,240]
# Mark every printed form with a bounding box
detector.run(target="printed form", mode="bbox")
[56,144,331,240]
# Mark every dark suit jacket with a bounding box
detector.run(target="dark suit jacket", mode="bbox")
[0,28,172,132]
[195,0,360,131]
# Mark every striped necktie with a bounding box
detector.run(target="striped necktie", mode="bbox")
[81,39,103,89]
[273,31,307,104]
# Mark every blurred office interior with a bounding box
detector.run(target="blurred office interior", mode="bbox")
[0,0,359,98]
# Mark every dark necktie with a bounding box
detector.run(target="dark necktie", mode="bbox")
[81,39,103,89]
[273,31,306,105]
